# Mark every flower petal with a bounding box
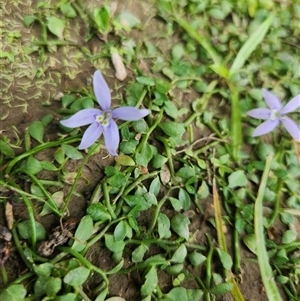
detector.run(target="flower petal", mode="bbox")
[262,89,282,110]
[93,70,111,110]
[252,119,279,137]
[281,117,300,141]
[112,107,150,121]
[60,109,101,128]
[78,122,103,149]
[247,108,271,120]
[103,119,120,156]
[280,94,300,115]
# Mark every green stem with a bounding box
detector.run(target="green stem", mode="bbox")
[102,182,117,219]
[254,154,283,301]
[63,141,99,213]
[8,180,37,250]
[267,180,282,228]
[58,246,109,284]
[76,286,93,301]
[155,136,174,175]
[233,210,241,276]
[5,136,80,174]
[11,226,34,270]
[11,169,62,216]
[147,186,178,235]
[0,266,8,287]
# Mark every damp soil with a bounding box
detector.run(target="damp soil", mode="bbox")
[0,0,291,300]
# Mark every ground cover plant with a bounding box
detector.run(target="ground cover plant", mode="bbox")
[0,0,300,301]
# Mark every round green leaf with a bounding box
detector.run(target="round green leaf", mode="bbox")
[171,213,190,240]
[72,215,94,252]
[0,140,15,157]
[47,16,65,39]
[115,154,135,166]
[0,284,27,301]
[64,267,90,286]
[28,121,44,143]
[26,156,42,174]
[228,170,248,188]
[61,144,83,160]
[159,122,185,137]
[17,220,46,241]
[60,4,77,18]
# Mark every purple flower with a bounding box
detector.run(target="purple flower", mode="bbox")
[60,70,150,156]
[247,89,300,141]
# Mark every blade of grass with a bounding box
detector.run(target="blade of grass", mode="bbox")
[228,83,241,161]
[212,175,245,301]
[229,17,272,76]
[254,154,283,301]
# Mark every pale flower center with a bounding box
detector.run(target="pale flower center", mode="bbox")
[270,109,280,121]
[96,111,112,127]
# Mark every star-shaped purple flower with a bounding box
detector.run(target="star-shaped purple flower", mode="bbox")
[60,70,150,156]
[247,89,300,141]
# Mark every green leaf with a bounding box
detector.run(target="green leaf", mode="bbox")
[157,213,171,239]
[61,95,76,108]
[210,64,229,79]
[41,114,54,126]
[132,244,148,263]
[114,220,128,241]
[61,144,83,160]
[72,215,94,252]
[159,122,185,137]
[54,147,65,164]
[141,266,158,296]
[149,177,161,196]
[229,17,272,75]
[33,263,54,277]
[28,121,44,143]
[0,140,15,157]
[94,287,108,301]
[0,284,27,301]
[118,12,140,29]
[107,173,127,188]
[164,100,178,119]
[136,76,155,86]
[178,189,190,210]
[64,267,90,286]
[171,213,190,240]
[209,283,234,296]
[188,251,206,266]
[17,220,46,241]
[47,16,65,39]
[25,156,43,174]
[23,15,36,27]
[34,276,61,297]
[170,244,187,263]
[228,170,248,188]
[115,154,135,166]
[132,119,149,133]
[56,293,77,301]
[94,6,110,32]
[40,161,58,171]
[60,3,77,18]
[87,203,111,222]
[216,248,233,270]
[282,230,297,244]
[176,166,195,179]
[151,154,168,169]
[197,181,209,199]
[163,287,188,301]
[104,234,125,253]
